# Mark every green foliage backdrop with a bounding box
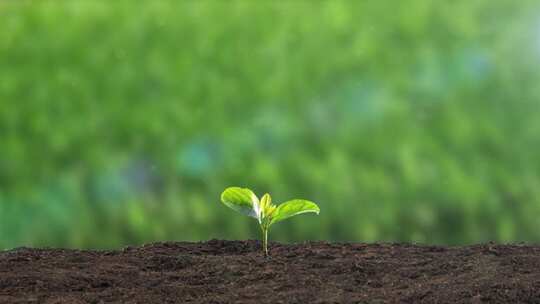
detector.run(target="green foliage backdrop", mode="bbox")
[1,0,540,248]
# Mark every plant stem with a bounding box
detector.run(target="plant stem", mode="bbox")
[262,226,268,256]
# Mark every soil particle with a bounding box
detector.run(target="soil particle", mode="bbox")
[1,240,540,303]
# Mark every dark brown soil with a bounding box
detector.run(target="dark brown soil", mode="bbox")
[1,240,540,303]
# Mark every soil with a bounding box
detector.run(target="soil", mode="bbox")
[0,240,539,303]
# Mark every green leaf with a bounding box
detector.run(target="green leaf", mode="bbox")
[270,199,320,226]
[220,187,260,219]
[260,193,271,209]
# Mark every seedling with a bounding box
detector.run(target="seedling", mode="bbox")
[220,186,320,256]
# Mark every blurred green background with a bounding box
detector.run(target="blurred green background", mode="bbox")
[1,0,540,249]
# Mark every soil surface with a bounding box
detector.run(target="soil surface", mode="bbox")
[1,240,540,303]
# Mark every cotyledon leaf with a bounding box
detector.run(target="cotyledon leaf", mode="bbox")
[269,199,320,226]
[220,187,260,219]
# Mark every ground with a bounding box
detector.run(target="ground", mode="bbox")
[0,240,539,303]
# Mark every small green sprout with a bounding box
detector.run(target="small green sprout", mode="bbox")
[220,186,320,256]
